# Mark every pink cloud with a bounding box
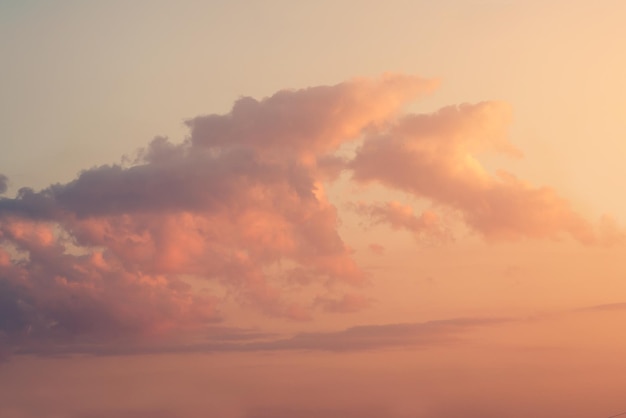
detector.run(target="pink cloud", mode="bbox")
[0,74,621,360]
[355,201,451,243]
[186,74,437,160]
[0,217,216,355]
[350,102,623,244]
[0,75,437,357]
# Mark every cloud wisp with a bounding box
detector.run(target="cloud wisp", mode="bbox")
[350,102,623,244]
[14,317,506,357]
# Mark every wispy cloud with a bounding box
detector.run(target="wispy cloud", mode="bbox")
[354,201,450,243]
[13,316,506,357]
[350,102,623,244]
[576,302,626,312]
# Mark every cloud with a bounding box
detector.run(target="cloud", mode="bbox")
[13,316,506,357]
[0,75,436,358]
[261,317,504,352]
[314,293,371,313]
[0,74,620,360]
[355,201,451,243]
[186,74,437,160]
[0,219,217,361]
[577,302,626,312]
[350,102,623,244]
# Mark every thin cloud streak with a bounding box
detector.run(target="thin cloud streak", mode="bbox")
[14,317,507,357]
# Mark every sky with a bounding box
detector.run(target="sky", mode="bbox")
[1,1,626,417]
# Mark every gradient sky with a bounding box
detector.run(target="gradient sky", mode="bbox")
[2,1,626,417]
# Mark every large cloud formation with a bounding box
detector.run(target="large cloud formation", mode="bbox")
[0,74,619,358]
[0,75,436,357]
